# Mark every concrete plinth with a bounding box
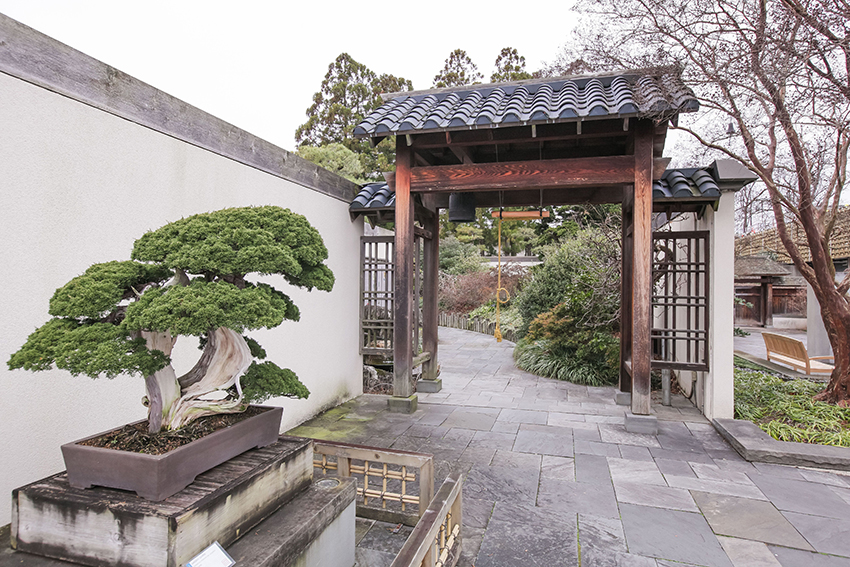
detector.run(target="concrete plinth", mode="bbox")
[615,392,631,406]
[10,437,314,567]
[625,413,658,435]
[228,475,356,567]
[416,378,443,393]
[387,394,418,414]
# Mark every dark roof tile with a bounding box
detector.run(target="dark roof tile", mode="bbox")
[355,72,698,137]
[353,165,727,214]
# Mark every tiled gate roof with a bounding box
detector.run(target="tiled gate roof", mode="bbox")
[354,72,698,138]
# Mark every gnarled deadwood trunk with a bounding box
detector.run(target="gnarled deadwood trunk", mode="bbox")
[142,327,254,433]
[165,327,253,430]
[141,330,180,433]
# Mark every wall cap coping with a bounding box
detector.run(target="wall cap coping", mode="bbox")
[0,13,359,204]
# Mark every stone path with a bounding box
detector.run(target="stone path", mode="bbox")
[289,327,850,567]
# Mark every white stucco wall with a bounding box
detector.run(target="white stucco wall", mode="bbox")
[0,72,362,522]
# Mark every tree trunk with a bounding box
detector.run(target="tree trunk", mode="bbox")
[165,327,254,430]
[141,330,180,434]
[813,287,850,405]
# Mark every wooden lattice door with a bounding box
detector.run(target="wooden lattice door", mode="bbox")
[651,231,710,371]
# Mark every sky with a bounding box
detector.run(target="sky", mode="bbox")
[0,1,578,151]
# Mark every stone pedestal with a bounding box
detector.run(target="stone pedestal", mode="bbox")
[416,378,443,393]
[388,394,418,413]
[11,436,320,567]
[625,413,658,435]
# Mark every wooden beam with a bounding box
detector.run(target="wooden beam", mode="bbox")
[449,145,474,164]
[393,140,415,401]
[410,156,637,192]
[413,226,433,240]
[384,157,667,194]
[631,120,654,416]
[490,210,550,219]
[408,119,631,149]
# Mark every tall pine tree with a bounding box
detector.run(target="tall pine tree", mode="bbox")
[490,47,533,82]
[295,53,412,178]
[432,49,483,88]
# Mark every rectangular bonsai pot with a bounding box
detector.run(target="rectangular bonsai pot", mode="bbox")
[61,405,283,501]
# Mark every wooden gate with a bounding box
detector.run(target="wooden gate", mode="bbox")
[651,231,710,371]
[361,235,422,357]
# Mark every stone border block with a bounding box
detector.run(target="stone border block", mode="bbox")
[713,418,850,471]
[615,392,631,406]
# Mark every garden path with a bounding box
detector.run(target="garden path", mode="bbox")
[291,327,850,567]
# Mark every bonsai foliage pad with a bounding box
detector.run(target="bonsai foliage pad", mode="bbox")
[12,436,313,567]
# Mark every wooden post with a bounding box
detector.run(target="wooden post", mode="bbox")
[421,209,440,383]
[763,278,774,327]
[620,188,634,394]
[392,140,416,407]
[631,120,653,416]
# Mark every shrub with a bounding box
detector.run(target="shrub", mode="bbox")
[513,301,619,386]
[514,228,620,335]
[735,368,850,446]
[438,262,529,314]
[439,236,485,275]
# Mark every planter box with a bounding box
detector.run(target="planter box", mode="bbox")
[61,405,283,501]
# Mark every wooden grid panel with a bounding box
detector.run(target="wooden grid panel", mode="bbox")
[433,511,461,567]
[361,236,395,356]
[392,472,463,567]
[360,235,424,357]
[312,440,434,527]
[651,231,710,371]
[315,454,420,510]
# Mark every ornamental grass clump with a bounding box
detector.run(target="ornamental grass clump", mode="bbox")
[734,368,850,447]
[8,206,333,434]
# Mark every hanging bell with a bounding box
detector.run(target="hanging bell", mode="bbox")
[448,193,476,222]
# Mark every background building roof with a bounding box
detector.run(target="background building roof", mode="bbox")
[736,207,850,264]
[735,255,792,278]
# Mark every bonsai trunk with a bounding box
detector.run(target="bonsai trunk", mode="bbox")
[165,327,254,430]
[141,331,180,433]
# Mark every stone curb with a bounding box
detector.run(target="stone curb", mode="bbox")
[713,417,850,471]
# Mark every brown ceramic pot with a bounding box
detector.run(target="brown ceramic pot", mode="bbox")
[61,405,283,501]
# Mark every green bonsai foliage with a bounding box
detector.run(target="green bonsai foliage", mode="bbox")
[9,206,334,433]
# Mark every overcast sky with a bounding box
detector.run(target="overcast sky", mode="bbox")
[0,1,577,151]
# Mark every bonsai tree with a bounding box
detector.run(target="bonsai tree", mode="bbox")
[8,206,334,433]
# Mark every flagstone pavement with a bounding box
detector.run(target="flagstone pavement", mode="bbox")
[289,327,850,567]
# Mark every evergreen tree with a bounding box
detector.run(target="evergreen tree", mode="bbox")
[295,53,412,178]
[490,47,533,82]
[433,49,483,88]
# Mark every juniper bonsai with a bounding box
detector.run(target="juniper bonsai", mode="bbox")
[8,206,334,433]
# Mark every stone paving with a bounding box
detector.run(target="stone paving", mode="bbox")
[289,327,850,567]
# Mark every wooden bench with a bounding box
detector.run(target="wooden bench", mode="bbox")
[762,332,834,374]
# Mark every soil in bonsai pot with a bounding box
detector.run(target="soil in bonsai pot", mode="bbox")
[78,406,270,455]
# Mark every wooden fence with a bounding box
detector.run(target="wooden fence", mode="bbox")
[438,311,518,343]
[391,472,463,567]
[313,440,434,526]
